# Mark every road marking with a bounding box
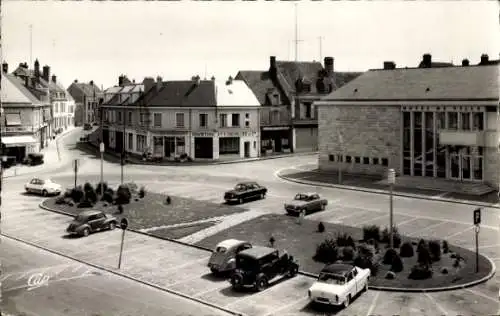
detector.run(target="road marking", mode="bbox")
[396,217,419,226]
[333,210,374,222]
[356,214,388,226]
[479,244,500,249]
[192,282,231,298]
[444,226,473,239]
[165,272,208,288]
[464,288,498,303]
[263,296,309,316]
[424,292,449,316]
[406,221,449,237]
[158,256,210,274]
[365,291,380,316]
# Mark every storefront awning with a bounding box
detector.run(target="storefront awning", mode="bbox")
[2,135,37,147]
[5,113,21,126]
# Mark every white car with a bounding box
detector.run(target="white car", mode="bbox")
[308,263,370,308]
[25,178,62,196]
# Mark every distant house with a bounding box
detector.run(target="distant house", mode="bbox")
[100,75,261,160]
[1,62,52,161]
[236,56,362,154]
[67,80,102,126]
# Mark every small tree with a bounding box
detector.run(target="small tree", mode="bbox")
[85,190,98,204]
[138,186,146,198]
[390,254,404,273]
[417,246,432,266]
[269,236,275,248]
[442,240,450,254]
[96,182,108,195]
[428,240,441,262]
[115,185,131,205]
[317,222,325,233]
[383,248,398,265]
[342,246,355,261]
[83,182,94,194]
[400,242,414,258]
[417,239,426,252]
[71,186,84,203]
[363,225,381,242]
[314,239,338,263]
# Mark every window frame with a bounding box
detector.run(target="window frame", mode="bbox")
[175,113,185,128]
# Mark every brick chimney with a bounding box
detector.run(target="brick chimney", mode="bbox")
[462,59,470,66]
[2,62,7,73]
[269,56,277,80]
[211,76,215,81]
[34,59,40,80]
[421,54,432,68]
[383,61,396,70]
[142,77,155,93]
[51,75,57,83]
[156,76,162,92]
[480,54,489,65]
[43,65,50,82]
[324,57,334,76]
[118,75,124,87]
[226,76,233,85]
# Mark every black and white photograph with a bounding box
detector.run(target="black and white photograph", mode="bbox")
[1,1,499,315]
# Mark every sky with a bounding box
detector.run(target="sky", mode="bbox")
[2,1,499,89]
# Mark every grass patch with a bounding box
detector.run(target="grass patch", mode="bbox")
[148,221,219,240]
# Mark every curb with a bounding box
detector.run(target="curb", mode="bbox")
[38,201,495,293]
[277,171,500,210]
[0,232,245,316]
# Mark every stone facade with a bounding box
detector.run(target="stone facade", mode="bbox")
[318,104,401,176]
[483,146,500,188]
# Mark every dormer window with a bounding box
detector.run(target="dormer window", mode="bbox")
[273,93,280,105]
[302,82,311,93]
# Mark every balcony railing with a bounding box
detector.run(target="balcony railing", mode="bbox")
[260,106,291,126]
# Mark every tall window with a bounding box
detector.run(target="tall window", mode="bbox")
[136,135,147,152]
[128,133,133,150]
[176,137,185,154]
[436,111,446,178]
[472,112,484,130]
[220,114,228,127]
[460,112,471,130]
[118,111,122,123]
[472,146,483,180]
[413,112,423,176]
[424,112,434,177]
[231,113,240,127]
[304,103,312,119]
[199,113,208,128]
[219,137,239,154]
[154,113,162,127]
[128,111,133,125]
[176,113,184,128]
[402,112,411,175]
[447,112,458,129]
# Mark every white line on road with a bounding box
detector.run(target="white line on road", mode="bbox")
[365,291,380,316]
[157,256,209,275]
[406,221,449,237]
[424,292,449,316]
[356,214,388,226]
[479,244,500,249]
[464,288,498,303]
[192,282,230,299]
[444,226,473,239]
[263,296,309,316]
[333,210,373,222]
[396,217,419,226]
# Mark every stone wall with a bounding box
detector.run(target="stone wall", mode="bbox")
[484,146,499,188]
[318,104,402,176]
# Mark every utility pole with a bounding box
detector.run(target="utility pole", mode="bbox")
[318,36,324,61]
[121,105,125,184]
[29,24,33,66]
[293,4,304,62]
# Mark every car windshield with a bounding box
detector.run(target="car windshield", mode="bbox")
[75,214,88,222]
[294,194,308,201]
[236,256,257,270]
[215,246,227,253]
[234,184,246,191]
[318,272,346,285]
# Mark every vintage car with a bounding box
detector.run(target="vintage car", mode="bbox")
[308,264,370,308]
[24,177,62,196]
[66,210,118,237]
[224,182,267,204]
[207,239,252,274]
[284,192,328,216]
[230,246,299,292]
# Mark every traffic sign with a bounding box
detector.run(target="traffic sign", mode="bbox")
[120,218,129,230]
[473,208,481,225]
[387,169,396,184]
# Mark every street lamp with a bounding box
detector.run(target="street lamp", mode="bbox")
[387,168,396,249]
[100,142,105,196]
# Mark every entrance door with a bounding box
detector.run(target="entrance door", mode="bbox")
[244,141,250,158]
[449,151,472,181]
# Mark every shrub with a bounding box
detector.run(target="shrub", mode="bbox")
[428,240,441,262]
[124,182,138,194]
[358,244,375,258]
[314,239,338,263]
[336,234,355,248]
[317,222,325,233]
[417,246,432,266]
[383,248,398,265]
[382,226,401,248]
[385,271,396,279]
[450,253,457,259]
[63,189,72,198]
[417,239,426,252]
[138,186,146,198]
[342,246,356,261]
[55,196,67,205]
[115,185,131,205]
[165,196,171,205]
[442,240,450,254]
[354,254,379,276]
[390,254,404,273]
[363,225,381,242]
[77,199,93,208]
[102,191,114,203]
[85,190,98,204]
[408,264,433,280]
[70,186,84,203]
[96,182,108,195]
[400,242,414,258]
[134,198,139,202]
[83,182,94,193]
[440,267,449,274]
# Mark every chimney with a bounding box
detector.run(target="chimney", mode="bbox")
[211,76,215,81]
[2,62,7,73]
[142,77,155,93]
[34,59,40,79]
[51,75,57,83]
[269,56,277,79]
[192,75,201,86]
[118,75,124,87]
[25,76,29,87]
[422,54,432,68]
[226,76,233,85]
[383,61,396,70]
[74,79,78,83]
[31,77,37,87]
[156,76,162,92]
[462,59,470,66]
[480,54,489,65]
[324,57,334,76]
[42,65,50,81]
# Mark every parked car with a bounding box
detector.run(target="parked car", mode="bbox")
[284,192,328,216]
[308,264,370,308]
[22,153,44,166]
[224,182,267,204]
[66,210,118,237]
[207,239,252,274]
[230,246,299,292]
[24,177,62,196]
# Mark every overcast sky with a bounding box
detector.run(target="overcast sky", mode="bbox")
[2,1,499,89]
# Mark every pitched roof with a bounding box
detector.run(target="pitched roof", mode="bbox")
[235,71,276,105]
[322,65,499,101]
[276,61,324,94]
[70,82,102,97]
[1,73,42,104]
[39,77,65,93]
[144,80,217,107]
[215,80,260,107]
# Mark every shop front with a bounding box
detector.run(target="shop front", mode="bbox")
[193,131,215,159]
[1,135,38,162]
[261,127,292,154]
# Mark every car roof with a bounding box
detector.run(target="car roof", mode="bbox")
[321,264,354,276]
[216,239,248,249]
[238,246,277,259]
[78,210,103,217]
[237,181,258,186]
[297,192,318,196]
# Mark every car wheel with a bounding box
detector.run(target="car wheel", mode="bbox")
[343,295,351,308]
[321,203,325,211]
[287,265,299,278]
[231,273,243,289]
[300,209,306,217]
[109,222,116,230]
[82,228,90,237]
[238,198,243,204]
[210,267,219,275]
[42,190,48,197]
[260,193,265,199]
[255,275,268,292]
[363,281,368,292]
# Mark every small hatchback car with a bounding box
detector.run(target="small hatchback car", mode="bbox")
[66,210,118,237]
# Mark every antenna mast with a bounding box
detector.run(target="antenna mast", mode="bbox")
[318,36,323,61]
[294,4,298,62]
[29,24,33,66]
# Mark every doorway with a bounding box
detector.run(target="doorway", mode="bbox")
[244,141,250,158]
[449,148,472,181]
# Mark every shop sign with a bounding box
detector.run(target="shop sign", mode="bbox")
[193,132,213,137]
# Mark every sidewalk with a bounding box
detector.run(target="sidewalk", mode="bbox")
[3,126,79,178]
[277,167,500,208]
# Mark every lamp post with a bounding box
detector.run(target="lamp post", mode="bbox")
[387,168,396,249]
[100,142,104,196]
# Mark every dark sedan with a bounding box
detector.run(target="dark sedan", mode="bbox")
[224,182,267,204]
[284,192,328,215]
[66,210,118,237]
